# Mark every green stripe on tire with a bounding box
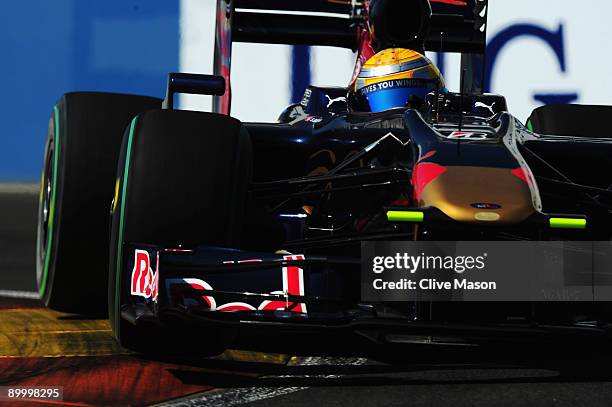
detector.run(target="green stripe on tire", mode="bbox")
[114,117,137,333]
[39,105,60,296]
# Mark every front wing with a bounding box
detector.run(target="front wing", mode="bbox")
[118,244,612,354]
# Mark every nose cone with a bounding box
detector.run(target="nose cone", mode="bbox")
[417,166,535,224]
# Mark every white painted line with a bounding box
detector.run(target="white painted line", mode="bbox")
[0,183,39,194]
[0,289,40,300]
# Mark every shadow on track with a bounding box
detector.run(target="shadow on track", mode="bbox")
[137,344,612,389]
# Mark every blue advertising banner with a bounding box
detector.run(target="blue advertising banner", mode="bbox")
[0,0,178,180]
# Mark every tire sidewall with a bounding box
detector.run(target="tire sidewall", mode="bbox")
[36,104,66,308]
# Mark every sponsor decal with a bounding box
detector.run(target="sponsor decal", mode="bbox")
[167,255,307,313]
[217,302,256,311]
[325,94,347,108]
[130,250,158,301]
[475,212,501,221]
[446,131,490,140]
[359,78,429,95]
[259,255,307,313]
[153,253,159,301]
[304,116,323,123]
[475,101,496,115]
[300,88,312,107]
[470,203,502,209]
[172,277,216,309]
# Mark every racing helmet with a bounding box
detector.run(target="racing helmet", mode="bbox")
[348,48,445,113]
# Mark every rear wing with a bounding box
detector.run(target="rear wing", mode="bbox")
[213,0,359,113]
[213,0,488,114]
[232,0,358,48]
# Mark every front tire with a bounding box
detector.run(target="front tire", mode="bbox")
[37,92,161,314]
[108,109,251,355]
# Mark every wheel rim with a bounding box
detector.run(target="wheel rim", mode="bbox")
[37,140,54,287]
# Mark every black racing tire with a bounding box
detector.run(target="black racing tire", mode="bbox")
[526,104,612,137]
[36,92,162,315]
[109,109,251,356]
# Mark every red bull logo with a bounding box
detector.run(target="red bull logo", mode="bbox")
[166,254,307,313]
[130,250,158,301]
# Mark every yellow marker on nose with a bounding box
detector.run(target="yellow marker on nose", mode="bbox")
[549,217,587,229]
[386,211,424,222]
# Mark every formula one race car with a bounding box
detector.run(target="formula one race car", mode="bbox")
[36,0,612,357]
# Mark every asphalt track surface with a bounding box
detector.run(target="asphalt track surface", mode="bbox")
[3,184,612,406]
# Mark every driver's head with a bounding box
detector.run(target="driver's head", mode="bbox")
[348,48,445,113]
